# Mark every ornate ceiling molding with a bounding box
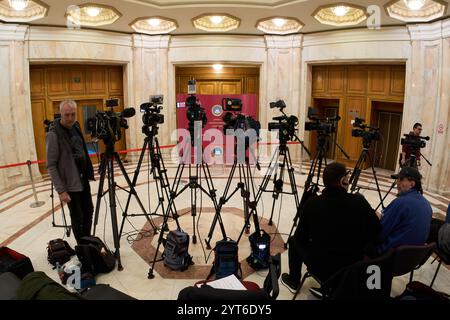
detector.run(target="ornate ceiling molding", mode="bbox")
[65,3,122,27]
[312,3,368,27]
[256,16,304,35]
[385,0,448,22]
[130,16,178,35]
[192,13,241,32]
[0,0,48,22]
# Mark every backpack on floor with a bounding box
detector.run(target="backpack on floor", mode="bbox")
[247,230,271,270]
[208,238,242,280]
[75,236,115,275]
[47,239,76,268]
[163,230,193,271]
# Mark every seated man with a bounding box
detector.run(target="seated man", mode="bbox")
[377,167,432,254]
[281,162,381,294]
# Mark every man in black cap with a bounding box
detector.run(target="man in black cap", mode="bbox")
[377,167,432,254]
[281,162,380,294]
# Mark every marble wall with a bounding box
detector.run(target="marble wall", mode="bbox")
[0,19,448,195]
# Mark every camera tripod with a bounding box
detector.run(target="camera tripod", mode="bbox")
[50,181,71,237]
[204,142,261,248]
[348,138,385,209]
[118,124,176,239]
[286,133,349,247]
[253,134,311,243]
[159,142,221,246]
[92,140,153,271]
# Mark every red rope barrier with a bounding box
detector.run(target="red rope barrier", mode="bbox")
[0,141,298,170]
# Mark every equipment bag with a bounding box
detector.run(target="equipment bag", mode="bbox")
[0,247,34,279]
[47,239,76,268]
[247,230,271,270]
[75,236,115,275]
[208,238,242,280]
[163,230,193,271]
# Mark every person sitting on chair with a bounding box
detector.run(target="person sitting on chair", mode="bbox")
[377,167,432,254]
[281,162,381,295]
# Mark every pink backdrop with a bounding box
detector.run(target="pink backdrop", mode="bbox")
[176,94,258,164]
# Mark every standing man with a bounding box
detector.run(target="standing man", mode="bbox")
[400,123,423,168]
[46,100,95,244]
[377,167,432,254]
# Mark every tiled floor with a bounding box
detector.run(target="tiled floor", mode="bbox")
[1,159,449,300]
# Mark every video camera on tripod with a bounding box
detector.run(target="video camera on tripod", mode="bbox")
[268,100,299,142]
[87,98,135,144]
[140,95,164,136]
[304,107,339,135]
[401,133,429,149]
[185,81,207,134]
[351,117,381,146]
[223,112,261,137]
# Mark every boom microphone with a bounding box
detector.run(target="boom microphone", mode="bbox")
[121,107,136,118]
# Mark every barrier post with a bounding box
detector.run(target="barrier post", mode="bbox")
[27,160,45,208]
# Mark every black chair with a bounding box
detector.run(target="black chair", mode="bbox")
[430,246,450,288]
[292,249,395,300]
[391,243,436,283]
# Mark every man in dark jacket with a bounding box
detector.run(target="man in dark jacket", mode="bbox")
[281,162,381,293]
[46,100,95,243]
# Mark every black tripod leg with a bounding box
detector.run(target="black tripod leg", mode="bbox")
[366,153,386,210]
[376,181,396,212]
[190,164,198,244]
[205,162,237,248]
[349,150,366,193]
[119,139,149,238]
[106,158,123,271]
[115,152,157,236]
[93,155,107,235]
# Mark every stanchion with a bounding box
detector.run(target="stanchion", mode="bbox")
[26,160,45,208]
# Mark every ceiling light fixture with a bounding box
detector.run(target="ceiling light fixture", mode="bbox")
[212,64,223,71]
[404,0,426,10]
[272,18,286,27]
[209,15,223,24]
[147,18,161,26]
[8,0,29,11]
[332,5,350,17]
[86,7,101,17]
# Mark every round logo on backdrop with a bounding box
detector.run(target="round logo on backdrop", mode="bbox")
[211,147,223,157]
[212,105,223,117]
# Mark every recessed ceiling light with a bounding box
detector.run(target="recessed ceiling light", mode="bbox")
[212,64,223,71]
[8,0,29,11]
[272,18,286,27]
[404,0,426,10]
[147,18,161,26]
[209,16,223,24]
[332,5,349,17]
[86,7,101,17]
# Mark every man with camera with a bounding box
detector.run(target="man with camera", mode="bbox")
[281,162,380,296]
[377,167,432,254]
[400,123,423,168]
[46,100,95,244]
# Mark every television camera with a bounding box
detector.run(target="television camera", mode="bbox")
[304,107,339,135]
[87,98,135,144]
[140,95,164,136]
[268,100,300,142]
[401,133,430,149]
[351,117,381,147]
